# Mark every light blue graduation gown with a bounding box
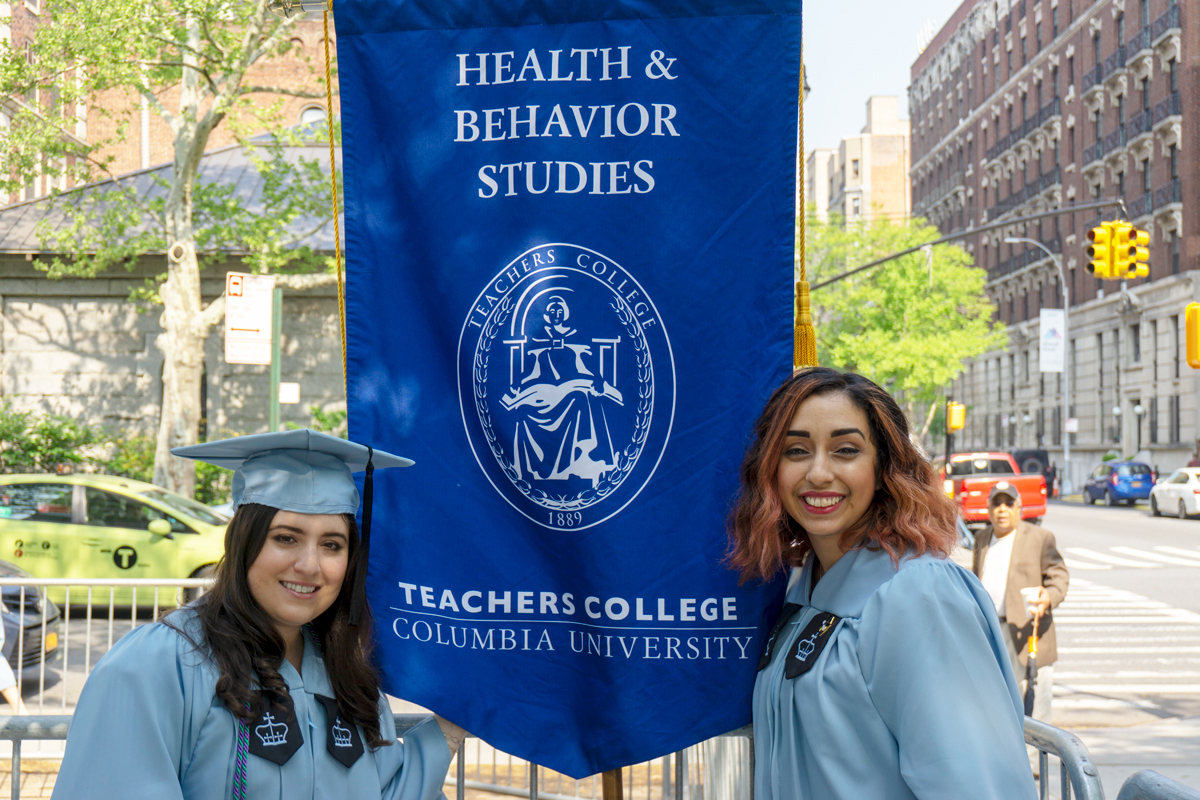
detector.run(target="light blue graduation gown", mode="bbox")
[753,547,1038,800]
[53,609,452,800]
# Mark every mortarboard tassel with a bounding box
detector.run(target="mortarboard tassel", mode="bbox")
[793,280,818,369]
[349,447,374,626]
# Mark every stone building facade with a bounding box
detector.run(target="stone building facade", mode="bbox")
[909,0,1196,490]
[806,97,912,223]
[0,254,345,438]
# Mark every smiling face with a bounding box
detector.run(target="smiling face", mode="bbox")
[246,510,350,640]
[776,391,878,568]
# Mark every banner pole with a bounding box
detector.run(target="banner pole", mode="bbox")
[601,768,624,800]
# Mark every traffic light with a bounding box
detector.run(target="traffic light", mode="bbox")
[947,402,966,431]
[1110,222,1134,277]
[1129,227,1150,278]
[1187,303,1200,369]
[1086,223,1115,278]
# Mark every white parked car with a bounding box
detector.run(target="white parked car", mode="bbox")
[1149,468,1200,518]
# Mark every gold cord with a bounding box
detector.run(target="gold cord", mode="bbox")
[793,25,817,370]
[324,0,348,394]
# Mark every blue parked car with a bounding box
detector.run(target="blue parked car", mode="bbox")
[1084,461,1155,506]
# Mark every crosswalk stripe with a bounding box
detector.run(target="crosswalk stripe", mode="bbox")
[1064,547,1162,568]
[1111,546,1200,567]
[1059,646,1200,653]
[1063,557,1113,571]
[1155,546,1200,559]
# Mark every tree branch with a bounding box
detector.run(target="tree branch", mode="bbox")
[240,85,325,99]
[79,154,167,229]
[194,294,226,335]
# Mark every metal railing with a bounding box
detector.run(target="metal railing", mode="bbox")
[1127,192,1152,219]
[0,713,1134,800]
[1084,140,1105,166]
[1153,92,1182,126]
[1151,4,1181,43]
[1127,26,1153,56]
[1103,126,1127,154]
[1127,110,1153,140]
[1118,769,1200,800]
[1082,65,1104,92]
[1154,178,1181,210]
[1103,46,1128,79]
[1025,717,1105,800]
[986,99,1062,163]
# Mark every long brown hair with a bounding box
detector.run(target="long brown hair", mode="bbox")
[728,368,957,583]
[166,503,390,747]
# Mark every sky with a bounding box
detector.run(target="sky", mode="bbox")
[804,0,972,153]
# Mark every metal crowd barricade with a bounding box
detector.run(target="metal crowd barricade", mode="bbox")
[0,577,1168,800]
[1116,770,1200,800]
[1025,717,1105,800]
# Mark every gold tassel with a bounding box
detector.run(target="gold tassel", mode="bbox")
[793,279,818,369]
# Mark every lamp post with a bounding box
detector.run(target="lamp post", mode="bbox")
[1134,403,1146,454]
[1006,237,1071,493]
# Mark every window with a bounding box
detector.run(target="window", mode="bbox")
[1141,0,1150,27]
[1142,78,1150,113]
[1053,6,1059,37]
[1008,48,1013,78]
[0,483,73,523]
[1132,323,1141,362]
[84,488,191,533]
[1171,231,1180,275]
[852,159,860,178]
[298,105,327,125]
[1117,171,1125,197]
[1170,58,1178,92]
[1094,109,1101,143]
[1094,34,1101,70]
[1142,159,1151,194]
[1097,333,1105,388]
[1022,290,1029,321]
[1068,124,1075,161]
[1150,396,1158,444]
[946,458,1018,476]
[1118,94,1126,127]
[852,197,861,216]
[1170,144,1179,178]
[1171,395,1182,443]
[1173,315,1181,377]
[1068,55,1075,86]
[1052,65,1059,99]
[1022,35,1028,65]
[1036,22,1042,50]
[1152,320,1159,380]
[1117,14,1124,45]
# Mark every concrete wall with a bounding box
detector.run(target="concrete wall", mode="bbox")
[0,255,345,438]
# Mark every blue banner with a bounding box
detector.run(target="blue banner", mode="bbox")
[336,0,797,778]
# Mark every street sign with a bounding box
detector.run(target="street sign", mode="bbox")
[1066,418,1079,433]
[1039,309,1066,373]
[278,382,301,404]
[224,272,275,365]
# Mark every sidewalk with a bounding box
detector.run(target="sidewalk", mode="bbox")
[1071,717,1200,795]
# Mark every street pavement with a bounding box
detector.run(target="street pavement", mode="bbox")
[1025,499,1200,795]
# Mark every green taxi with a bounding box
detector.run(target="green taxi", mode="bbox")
[0,474,228,605]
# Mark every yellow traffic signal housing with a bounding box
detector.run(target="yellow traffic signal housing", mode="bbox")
[1130,228,1150,278]
[947,402,966,431]
[1111,222,1136,278]
[1086,223,1115,278]
[1187,303,1200,369]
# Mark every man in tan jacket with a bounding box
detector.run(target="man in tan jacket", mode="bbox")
[972,481,1070,726]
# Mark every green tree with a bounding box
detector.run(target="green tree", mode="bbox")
[0,403,107,473]
[806,213,1007,438]
[1,0,340,497]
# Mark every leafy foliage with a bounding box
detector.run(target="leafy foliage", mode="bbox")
[285,404,348,438]
[0,404,107,473]
[806,213,1007,430]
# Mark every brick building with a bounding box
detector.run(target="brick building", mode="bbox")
[909,0,1197,490]
[1,3,336,204]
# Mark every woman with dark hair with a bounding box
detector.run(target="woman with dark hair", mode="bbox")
[53,430,462,800]
[732,368,1035,799]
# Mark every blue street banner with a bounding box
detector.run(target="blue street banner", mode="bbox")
[336,0,798,778]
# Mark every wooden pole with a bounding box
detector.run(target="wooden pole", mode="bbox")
[601,768,624,800]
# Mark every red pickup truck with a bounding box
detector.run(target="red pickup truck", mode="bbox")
[932,452,1047,524]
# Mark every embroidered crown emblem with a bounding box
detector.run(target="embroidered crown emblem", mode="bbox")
[331,717,353,748]
[255,713,289,746]
[795,633,818,662]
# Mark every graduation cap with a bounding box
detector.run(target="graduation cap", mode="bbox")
[172,429,413,625]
